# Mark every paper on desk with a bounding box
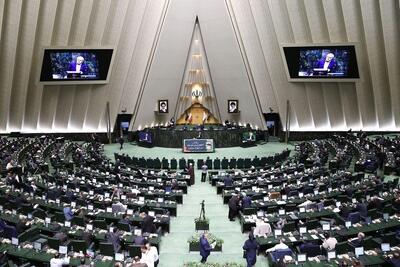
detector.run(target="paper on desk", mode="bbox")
[311,235,319,239]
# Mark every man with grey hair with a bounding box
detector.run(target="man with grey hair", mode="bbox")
[68,55,88,75]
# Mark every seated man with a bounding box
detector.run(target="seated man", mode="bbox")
[253,219,272,237]
[321,233,338,251]
[223,175,233,187]
[241,193,252,209]
[63,204,74,221]
[266,239,289,252]
[106,227,121,252]
[348,232,365,247]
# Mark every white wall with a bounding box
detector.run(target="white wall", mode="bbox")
[0,0,399,133]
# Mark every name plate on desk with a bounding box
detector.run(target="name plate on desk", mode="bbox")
[183,139,214,153]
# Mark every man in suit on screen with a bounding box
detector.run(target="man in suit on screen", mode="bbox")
[68,56,88,75]
[316,53,337,73]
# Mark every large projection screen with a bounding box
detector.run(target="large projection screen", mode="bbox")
[39,47,115,85]
[281,43,360,82]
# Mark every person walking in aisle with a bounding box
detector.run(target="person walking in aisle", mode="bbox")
[243,232,259,267]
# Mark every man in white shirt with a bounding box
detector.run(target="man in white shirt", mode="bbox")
[253,219,272,237]
[141,245,154,267]
[321,233,338,251]
[145,242,159,267]
[50,254,70,267]
[6,160,15,170]
[266,239,289,252]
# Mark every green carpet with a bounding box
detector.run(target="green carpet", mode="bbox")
[103,142,292,266]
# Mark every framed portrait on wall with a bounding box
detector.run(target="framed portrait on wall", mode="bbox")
[228,100,239,113]
[158,100,168,113]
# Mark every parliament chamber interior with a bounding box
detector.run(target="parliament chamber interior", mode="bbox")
[0,0,399,267]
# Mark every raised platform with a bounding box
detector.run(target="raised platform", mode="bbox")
[136,127,262,148]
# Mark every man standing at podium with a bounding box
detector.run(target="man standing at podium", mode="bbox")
[68,56,88,75]
[316,52,337,73]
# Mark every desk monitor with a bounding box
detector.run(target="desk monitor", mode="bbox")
[365,216,372,225]
[322,223,330,231]
[134,229,142,236]
[274,229,282,236]
[86,224,93,231]
[115,253,124,261]
[345,221,352,228]
[383,213,389,220]
[299,207,306,213]
[33,241,42,251]
[257,211,264,217]
[127,209,133,215]
[355,247,364,257]
[139,197,145,202]
[278,209,285,215]
[149,186,155,191]
[327,251,336,259]
[299,227,307,234]
[381,243,390,252]
[65,221,71,227]
[299,192,304,198]
[11,238,19,246]
[157,198,164,203]
[297,253,307,262]
[148,211,155,217]
[59,246,68,254]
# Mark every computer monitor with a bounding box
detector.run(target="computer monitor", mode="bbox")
[322,224,330,231]
[148,211,155,217]
[257,211,264,217]
[365,216,372,225]
[278,209,285,215]
[297,253,307,262]
[327,251,336,259]
[65,221,71,227]
[299,207,306,213]
[139,197,145,202]
[345,221,352,228]
[157,198,164,203]
[383,213,389,220]
[299,192,304,198]
[355,247,364,257]
[127,209,133,215]
[274,229,282,236]
[381,243,390,252]
[134,229,142,236]
[86,224,93,231]
[11,238,19,246]
[59,246,68,254]
[106,207,112,213]
[33,241,42,251]
[115,253,124,261]
[299,227,307,234]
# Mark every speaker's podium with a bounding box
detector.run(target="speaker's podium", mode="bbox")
[66,71,81,79]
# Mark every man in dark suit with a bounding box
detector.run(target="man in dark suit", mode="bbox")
[241,193,252,209]
[106,228,121,252]
[224,175,233,187]
[68,56,88,75]
[199,233,213,263]
[315,53,337,73]
[141,214,156,234]
[355,201,368,217]
[228,194,239,221]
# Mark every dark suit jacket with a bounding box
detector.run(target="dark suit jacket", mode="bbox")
[68,62,88,74]
[200,236,212,257]
[317,59,337,72]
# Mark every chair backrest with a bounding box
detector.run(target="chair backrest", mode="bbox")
[301,243,321,257]
[3,225,17,239]
[128,245,142,258]
[99,242,115,256]
[242,208,256,215]
[118,222,131,232]
[93,220,108,230]
[347,212,361,224]
[271,248,293,262]
[335,241,352,255]
[47,237,60,250]
[70,240,87,252]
